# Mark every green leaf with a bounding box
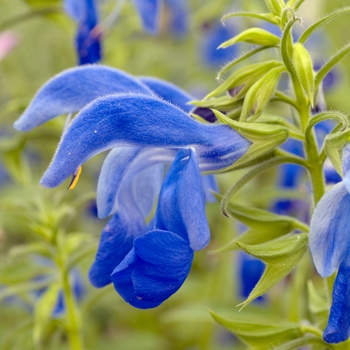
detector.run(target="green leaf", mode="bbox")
[237,234,308,307]
[64,232,92,256]
[9,242,52,259]
[240,66,285,121]
[286,0,306,10]
[315,42,350,91]
[209,310,303,348]
[222,12,279,25]
[33,281,61,345]
[293,43,314,106]
[214,110,289,168]
[191,95,241,111]
[206,60,283,100]
[298,7,350,44]
[219,28,280,49]
[325,129,350,175]
[24,0,61,7]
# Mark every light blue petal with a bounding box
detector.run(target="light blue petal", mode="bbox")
[324,262,350,343]
[14,66,152,132]
[139,77,193,112]
[64,0,86,21]
[201,175,218,203]
[163,0,188,36]
[156,148,210,250]
[131,0,161,35]
[111,230,193,308]
[97,147,171,218]
[342,143,350,193]
[309,182,350,277]
[40,94,251,188]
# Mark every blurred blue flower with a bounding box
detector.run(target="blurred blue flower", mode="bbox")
[200,21,239,68]
[309,143,350,343]
[64,0,101,64]
[132,0,188,36]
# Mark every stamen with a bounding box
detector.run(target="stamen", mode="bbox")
[67,166,82,190]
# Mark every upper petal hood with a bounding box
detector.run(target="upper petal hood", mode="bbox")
[14,65,152,132]
[40,94,251,188]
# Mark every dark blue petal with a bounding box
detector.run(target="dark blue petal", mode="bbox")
[156,149,210,250]
[324,159,342,185]
[343,143,350,193]
[14,66,152,132]
[164,0,188,36]
[111,230,193,308]
[52,291,65,318]
[309,182,350,277]
[40,94,251,188]
[131,0,161,35]
[89,173,148,287]
[139,76,193,112]
[97,147,167,218]
[324,263,350,343]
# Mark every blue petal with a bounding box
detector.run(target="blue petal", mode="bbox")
[324,262,350,343]
[40,94,251,188]
[97,147,165,218]
[342,143,350,192]
[14,66,152,132]
[111,230,193,308]
[309,182,350,277]
[155,149,210,250]
[89,208,146,288]
[89,171,149,287]
[131,0,161,35]
[163,0,188,36]
[139,76,193,112]
[201,175,218,203]
[64,0,86,21]
[324,158,342,185]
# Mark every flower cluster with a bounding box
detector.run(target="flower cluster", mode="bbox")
[14,65,251,308]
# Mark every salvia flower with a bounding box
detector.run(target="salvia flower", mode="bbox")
[14,65,251,307]
[64,0,101,64]
[309,143,350,343]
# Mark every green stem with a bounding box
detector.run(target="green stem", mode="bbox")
[61,265,84,350]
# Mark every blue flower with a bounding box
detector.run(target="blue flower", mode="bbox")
[64,0,102,65]
[14,66,251,308]
[309,143,350,343]
[132,0,188,36]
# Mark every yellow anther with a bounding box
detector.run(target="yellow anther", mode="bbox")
[67,166,82,190]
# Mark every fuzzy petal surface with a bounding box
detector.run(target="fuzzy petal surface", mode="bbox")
[14,66,152,132]
[40,94,251,188]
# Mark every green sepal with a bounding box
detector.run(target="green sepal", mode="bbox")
[205,60,283,100]
[292,43,314,106]
[191,95,241,111]
[237,234,308,307]
[33,281,61,345]
[325,129,350,175]
[209,310,303,348]
[240,66,285,121]
[264,0,285,16]
[214,110,289,169]
[218,28,280,49]
[213,202,305,252]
